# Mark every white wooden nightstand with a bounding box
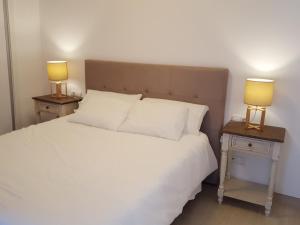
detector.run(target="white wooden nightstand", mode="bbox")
[32,95,82,123]
[217,121,286,216]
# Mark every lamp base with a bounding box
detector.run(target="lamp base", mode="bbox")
[245,105,266,131]
[50,82,67,99]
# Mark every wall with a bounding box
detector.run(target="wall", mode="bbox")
[0,0,12,134]
[39,0,300,198]
[8,0,48,128]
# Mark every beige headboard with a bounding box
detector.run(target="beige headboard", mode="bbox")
[85,59,228,183]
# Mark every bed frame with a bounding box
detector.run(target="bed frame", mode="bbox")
[85,59,229,183]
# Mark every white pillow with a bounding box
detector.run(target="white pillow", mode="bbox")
[119,101,188,140]
[69,95,133,131]
[79,90,142,109]
[85,89,142,103]
[143,98,209,135]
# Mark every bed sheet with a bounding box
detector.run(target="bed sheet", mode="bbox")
[0,117,217,225]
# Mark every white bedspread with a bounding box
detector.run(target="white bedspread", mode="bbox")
[0,117,217,225]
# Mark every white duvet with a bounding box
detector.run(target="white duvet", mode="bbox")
[0,117,217,225]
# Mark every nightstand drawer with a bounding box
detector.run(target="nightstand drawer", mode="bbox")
[38,102,59,114]
[231,136,272,155]
[33,95,82,123]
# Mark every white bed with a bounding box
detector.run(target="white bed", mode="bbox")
[0,116,217,225]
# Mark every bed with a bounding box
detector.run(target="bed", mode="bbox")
[0,60,228,225]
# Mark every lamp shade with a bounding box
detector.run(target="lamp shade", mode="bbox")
[47,61,68,81]
[244,78,274,106]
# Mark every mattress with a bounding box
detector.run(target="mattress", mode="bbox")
[0,117,218,225]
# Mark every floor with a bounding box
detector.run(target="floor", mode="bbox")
[172,184,300,225]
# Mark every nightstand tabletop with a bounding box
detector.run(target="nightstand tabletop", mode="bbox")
[222,121,285,143]
[32,95,82,105]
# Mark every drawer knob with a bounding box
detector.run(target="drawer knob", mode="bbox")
[248,143,253,147]
[46,106,50,109]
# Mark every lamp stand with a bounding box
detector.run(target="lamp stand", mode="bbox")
[245,105,266,131]
[56,82,62,98]
[50,81,67,98]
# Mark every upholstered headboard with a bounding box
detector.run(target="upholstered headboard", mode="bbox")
[85,59,228,183]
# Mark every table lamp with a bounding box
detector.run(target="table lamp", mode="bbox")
[47,61,68,98]
[244,78,274,131]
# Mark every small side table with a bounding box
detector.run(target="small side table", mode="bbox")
[217,121,285,216]
[32,95,82,123]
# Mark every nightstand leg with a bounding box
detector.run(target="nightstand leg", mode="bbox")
[218,134,229,204]
[265,143,280,216]
[265,159,277,216]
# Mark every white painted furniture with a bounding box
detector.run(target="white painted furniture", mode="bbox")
[33,95,82,123]
[218,121,285,216]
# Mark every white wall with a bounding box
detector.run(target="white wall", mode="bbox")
[9,0,48,128]
[0,0,12,134]
[39,0,300,198]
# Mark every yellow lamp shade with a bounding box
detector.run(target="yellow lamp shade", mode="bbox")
[47,61,68,81]
[244,78,274,107]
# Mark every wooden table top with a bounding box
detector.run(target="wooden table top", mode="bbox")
[32,95,82,105]
[222,121,286,143]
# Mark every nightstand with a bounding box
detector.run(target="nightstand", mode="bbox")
[217,121,285,216]
[32,95,82,123]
